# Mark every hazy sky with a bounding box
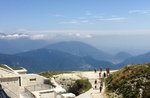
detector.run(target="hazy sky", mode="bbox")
[1,0,150,34]
[1,0,150,54]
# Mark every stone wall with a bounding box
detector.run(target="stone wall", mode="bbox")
[0,77,20,98]
[21,74,47,87]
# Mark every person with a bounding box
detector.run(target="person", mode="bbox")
[95,79,97,84]
[103,72,106,78]
[99,72,101,78]
[95,85,97,89]
[94,68,97,73]
[100,82,103,87]
[99,86,102,93]
[106,68,110,76]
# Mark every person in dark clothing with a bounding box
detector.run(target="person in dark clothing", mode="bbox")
[94,79,97,84]
[99,86,102,93]
[100,82,103,87]
[94,68,97,73]
[103,72,106,78]
[99,72,101,78]
[95,85,97,89]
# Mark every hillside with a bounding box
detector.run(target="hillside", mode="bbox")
[0,49,114,72]
[106,63,150,98]
[113,51,132,61]
[83,56,114,69]
[45,41,112,60]
[118,52,150,68]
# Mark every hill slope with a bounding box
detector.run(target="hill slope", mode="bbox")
[118,52,150,68]
[113,51,132,61]
[0,49,114,72]
[106,63,150,98]
[45,41,112,60]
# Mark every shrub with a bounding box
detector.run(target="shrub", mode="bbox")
[68,79,92,96]
[105,63,150,98]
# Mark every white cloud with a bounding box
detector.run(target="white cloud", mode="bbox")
[59,18,94,25]
[59,20,78,24]
[51,14,66,18]
[53,11,127,25]
[85,34,92,38]
[7,29,150,41]
[74,33,81,37]
[69,33,93,38]
[0,33,28,39]
[129,10,150,15]
[99,17,127,21]
[58,18,81,24]
[30,34,46,40]
[22,30,150,35]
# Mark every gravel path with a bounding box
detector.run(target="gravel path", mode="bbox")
[54,70,117,98]
[75,71,108,98]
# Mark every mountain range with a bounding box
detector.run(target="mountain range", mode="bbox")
[0,40,150,72]
[45,41,112,61]
[0,41,115,72]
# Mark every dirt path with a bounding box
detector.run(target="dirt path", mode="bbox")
[54,70,117,98]
[75,71,108,98]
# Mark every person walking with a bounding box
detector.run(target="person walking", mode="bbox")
[103,72,106,78]
[99,86,102,93]
[95,85,97,89]
[94,68,97,73]
[106,68,110,76]
[99,72,101,78]
[95,79,97,84]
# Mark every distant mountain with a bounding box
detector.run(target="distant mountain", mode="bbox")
[45,41,112,61]
[114,51,132,60]
[117,52,150,68]
[0,53,34,70]
[83,56,114,69]
[0,38,49,54]
[16,49,87,72]
[112,51,132,63]
[0,49,114,72]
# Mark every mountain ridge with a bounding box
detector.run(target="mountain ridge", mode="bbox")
[45,41,112,61]
[118,52,150,68]
[0,48,114,72]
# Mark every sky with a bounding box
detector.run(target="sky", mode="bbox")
[1,0,150,33]
[1,0,150,54]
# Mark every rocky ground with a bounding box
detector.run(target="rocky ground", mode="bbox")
[53,71,116,98]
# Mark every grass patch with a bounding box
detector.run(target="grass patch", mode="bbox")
[68,79,92,96]
[38,71,72,78]
[0,64,12,71]
[105,63,150,98]
[12,67,24,70]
